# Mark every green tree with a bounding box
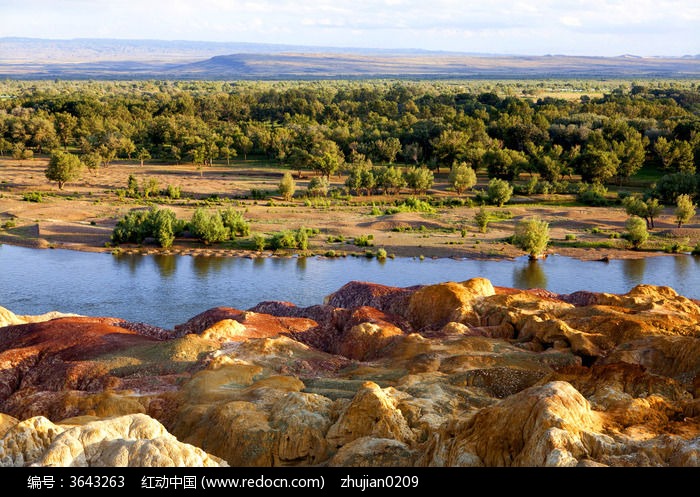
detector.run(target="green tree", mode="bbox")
[278,171,296,201]
[404,166,434,194]
[574,150,620,184]
[474,205,489,233]
[54,112,78,150]
[483,148,527,181]
[45,150,84,189]
[625,216,649,249]
[487,178,513,207]
[448,162,477,195]
[137,147,151,167]
[653,173,698,204]
[513,217,550,259]
[375,137,402,164]
[675,194,697,228]
[378,165,406,195]
[612,132,648,185]
[82,151,102,176]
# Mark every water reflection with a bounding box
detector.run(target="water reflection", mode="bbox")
[191,254,234,276]
[152,254,177,278]
[113,253,145,274]
[622,258,646,282]
[513,260,547,289]
[2,245,699,330]
[673,254,691,280]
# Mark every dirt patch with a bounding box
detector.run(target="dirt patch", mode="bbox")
[0,157,698,262]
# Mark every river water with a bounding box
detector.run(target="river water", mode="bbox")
[1,244,698,329]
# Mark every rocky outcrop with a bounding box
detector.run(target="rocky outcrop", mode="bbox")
[0,413,226,467]
[2,279,700,467]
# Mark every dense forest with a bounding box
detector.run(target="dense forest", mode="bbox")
[1,79,699,205]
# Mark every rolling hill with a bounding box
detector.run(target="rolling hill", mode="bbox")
[1,37,699,79]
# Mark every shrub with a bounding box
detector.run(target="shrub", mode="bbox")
[253,233,267,252]
[189,208,229,244]
[474,205,489,233]
[307,176,330,197]
[143,178,160,198]
[692,242,700,256]
[279,172,296,201]
[126,174,139,198]
[166,184,181,199]
[270,230,298,250]
[625,216,648,249]
[487,178,513,207]
[22,191,43,202]
[354,234,374,247]
[150,208,177,249]
[250,188,268,200]
[220,207,251,237]
[111,209,150,244]
[577,183,609,206]
[384,197,435,214]
[376,248,387,259]
[565,234,576,241]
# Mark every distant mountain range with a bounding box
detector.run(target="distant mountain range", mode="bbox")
[1,37,699,79]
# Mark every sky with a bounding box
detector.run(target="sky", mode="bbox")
[1,0,698,56]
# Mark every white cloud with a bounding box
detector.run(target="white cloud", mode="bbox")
[0,0,696,55]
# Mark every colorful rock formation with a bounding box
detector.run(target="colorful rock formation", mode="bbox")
[1,278,700,467]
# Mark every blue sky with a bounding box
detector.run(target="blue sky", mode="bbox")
[1,0,698,56]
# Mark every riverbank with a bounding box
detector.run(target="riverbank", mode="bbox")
[1,158,698,263]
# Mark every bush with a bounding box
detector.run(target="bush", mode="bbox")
[487,178,513,207]
[269,227,312,250]
[692,242,700,256]
[279,172,296,201]
[513,217,550,259]
[354,234,374,247]
[474,205,490,233]
[143,178,160,198]
[111,209,150,244]
[307,176,329,197]
[565,234,576,241]
[126,174,140,198]
[166,184,181,199]
[22,191,43,202]
[151,208,178,249]
[376,248,387,259]
[220,207,251,237]
[111,207,183,248]
[189,208,229,244]
[253,233,267,252]
[625,216,648,249]
[384,197,435,215]
[577,183,609,206]
[250,188,268,200]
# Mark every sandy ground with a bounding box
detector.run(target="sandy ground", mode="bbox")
[1,157,698,262]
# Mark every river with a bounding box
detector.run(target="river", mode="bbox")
[1,244,698,329]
